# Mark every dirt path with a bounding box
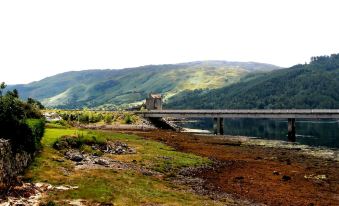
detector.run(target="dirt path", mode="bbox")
[124,130,339,206]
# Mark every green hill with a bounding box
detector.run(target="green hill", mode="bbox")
[8,61,280,109]
[166,54,339,109]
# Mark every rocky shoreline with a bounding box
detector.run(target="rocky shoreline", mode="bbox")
[1,127,338,205]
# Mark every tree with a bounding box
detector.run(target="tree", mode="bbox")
[27,97,45,109]
[7,89,19,98]
[0,87,44,152]
[0,82,6,96]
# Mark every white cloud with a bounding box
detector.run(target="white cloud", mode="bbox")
[0,0,339,84]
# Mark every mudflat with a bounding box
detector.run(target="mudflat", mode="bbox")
[129,129,339,206]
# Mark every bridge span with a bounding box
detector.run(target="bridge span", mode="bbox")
[137,109,339,141]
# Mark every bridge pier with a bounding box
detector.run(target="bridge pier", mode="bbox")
[288,118,296,142]
[213,118,224,135]
[213,118,217,134]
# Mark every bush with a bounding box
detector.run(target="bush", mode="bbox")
[79,113,89,123]
[0,86,45,153]
[53,134,106,151]
[53,135,82,150]
[55,110,139,125]
[26,118,45,150]
[124,113,136,124]
[104,114,113,124]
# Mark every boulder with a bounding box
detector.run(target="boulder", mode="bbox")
[65,151,84,162]
[95,158,110,166]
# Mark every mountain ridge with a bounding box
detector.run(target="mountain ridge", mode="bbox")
[7,60,281,109]
[166,54,339,109]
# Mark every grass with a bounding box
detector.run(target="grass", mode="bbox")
[89,130,211,173]
[24,128,223,205]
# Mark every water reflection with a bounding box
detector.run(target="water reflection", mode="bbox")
[175,118,339,148]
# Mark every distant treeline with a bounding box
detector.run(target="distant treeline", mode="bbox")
[166,54,339,109]
[54,110,139,125]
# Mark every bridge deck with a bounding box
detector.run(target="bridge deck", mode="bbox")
[137,109,339,119]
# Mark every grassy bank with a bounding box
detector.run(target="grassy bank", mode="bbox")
[24,128,222,205]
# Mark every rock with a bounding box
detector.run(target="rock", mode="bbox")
[35,183,53,192]
[55,185,78,190]
[304,174,327,180]
[234,176,244,183]
[95,158,110,166]
[70,154,83,162]
[60,167,70,176]
[114,146,125,154]
[65,151,84,162]
[282,175,291,181]
[114,141,128,148]
[52,158,65,162]
[127,148,136,154]
[141,169,154,176]
[93,141,136,155]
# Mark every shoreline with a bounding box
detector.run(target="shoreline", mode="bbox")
[80,123,339,162]
[73,121,339,164]
[1,126,338,205]
[127,129,339,205]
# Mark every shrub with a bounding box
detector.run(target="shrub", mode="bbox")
[53,135,82,150]
[124,114,133,124]
[79,113,89,123]
[53,134,106,152]
[26,118,45,150]
[0,88,45,153]
[104,114,113,124]
[56,110,139,125]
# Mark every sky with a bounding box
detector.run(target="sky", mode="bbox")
[1,0,339,84]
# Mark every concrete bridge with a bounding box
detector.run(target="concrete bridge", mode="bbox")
[137,109,339,141]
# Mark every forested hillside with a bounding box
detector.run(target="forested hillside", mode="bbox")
[8,61,279,109]
[166,54,339,109]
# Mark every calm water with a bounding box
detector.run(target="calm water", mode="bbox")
[175,118,339,148]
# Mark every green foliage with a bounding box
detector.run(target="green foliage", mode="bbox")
[0,82,6,89]
[167,54,339,109]
[55,110,138,125]
[26,118,45,150]
[27,97,45,109]
[124,113,134,124]
[45,120,70,129]
[104,113,113,124]
[0,85,45,153]
[7,61,279,109]
[53,133,107,151]
[0,82,6,96]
